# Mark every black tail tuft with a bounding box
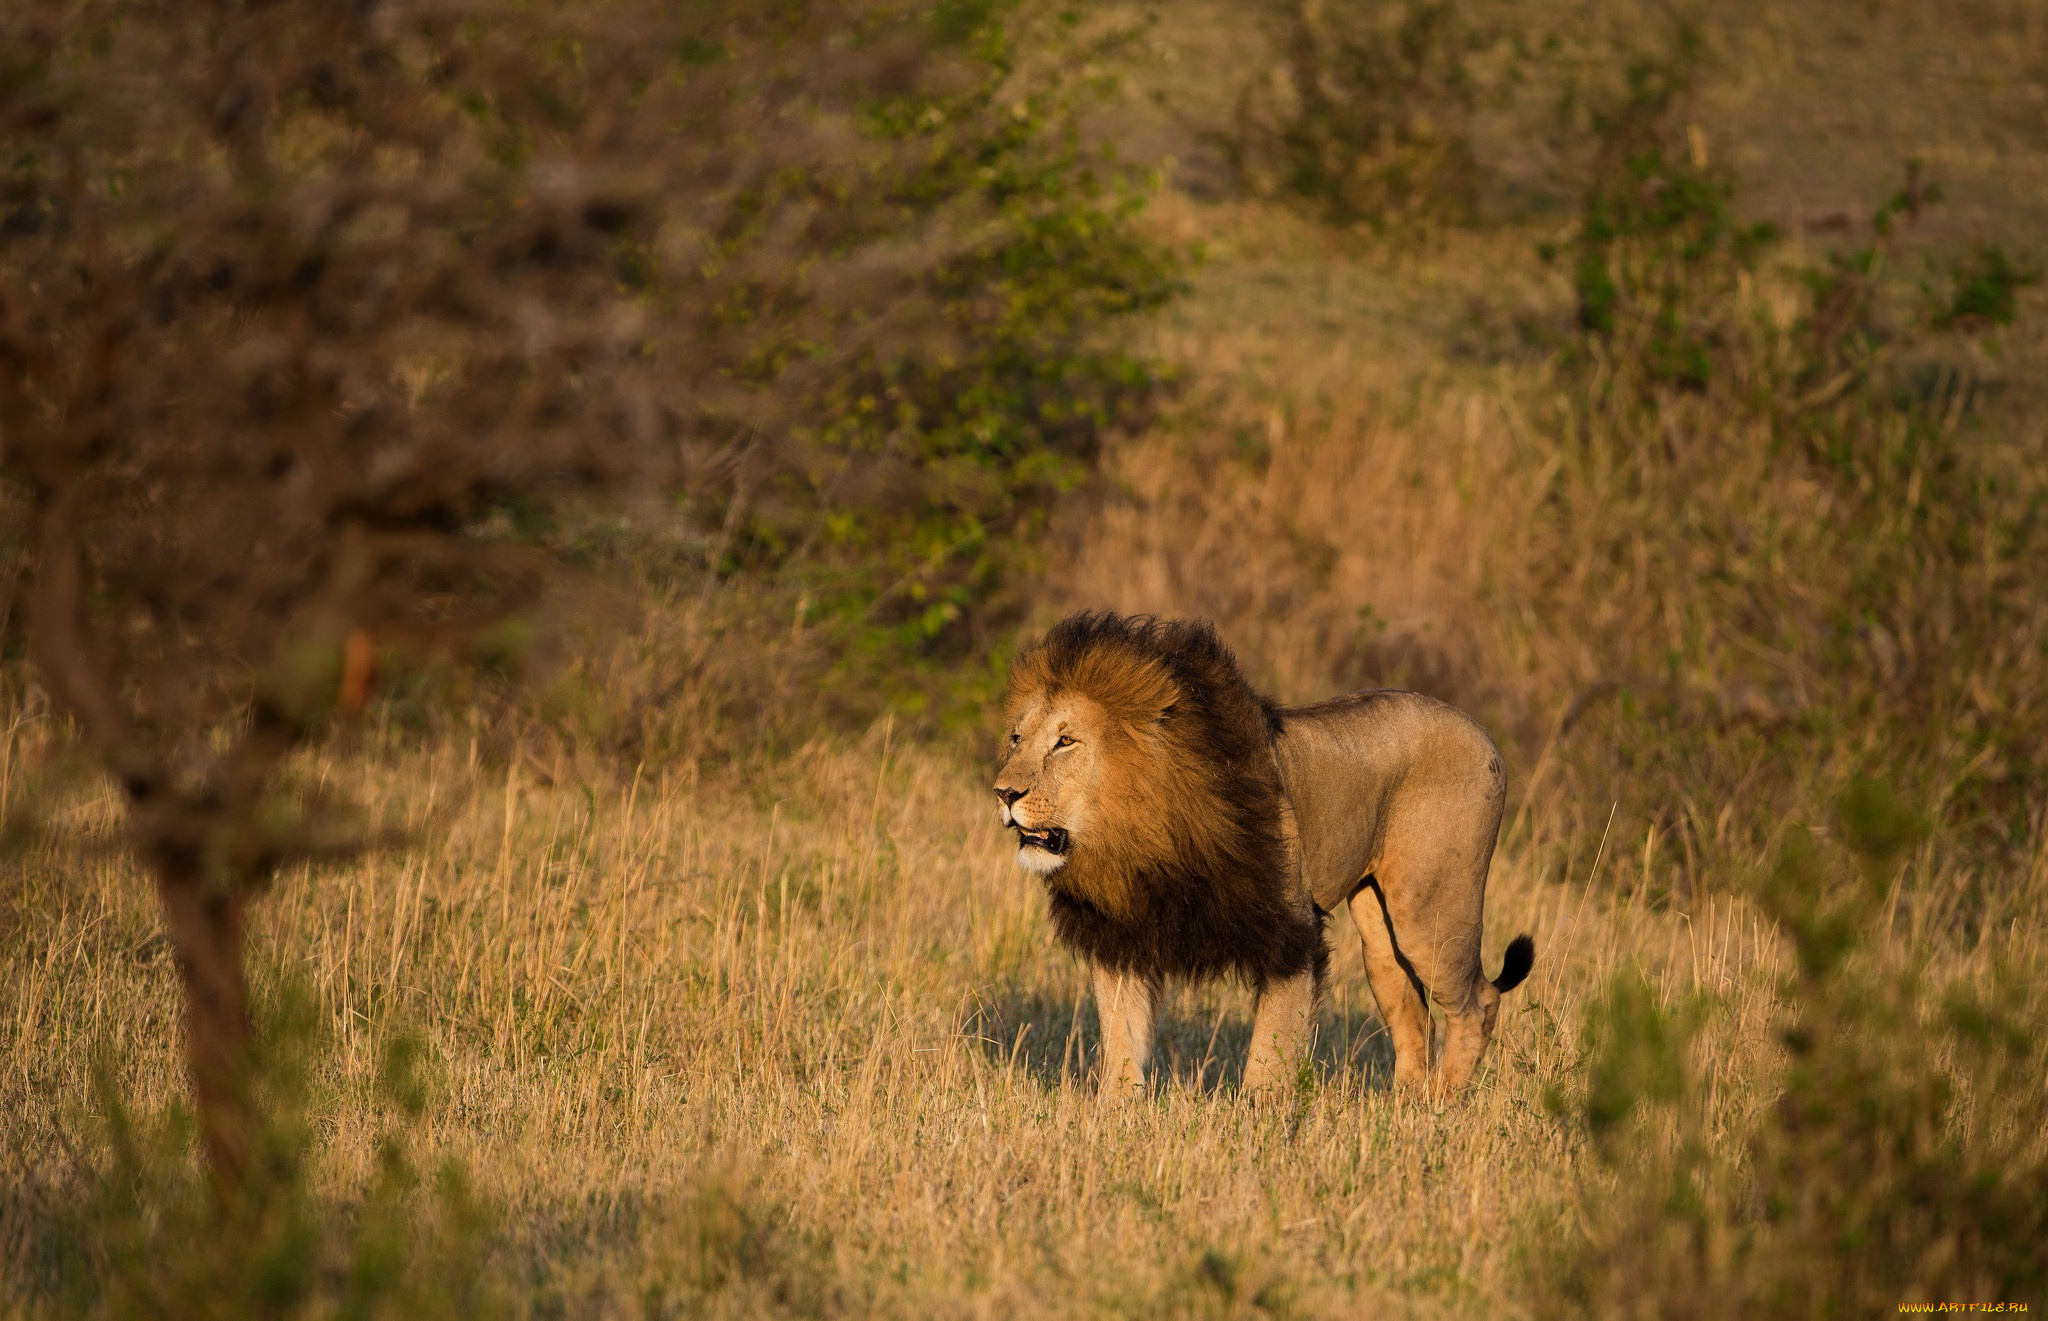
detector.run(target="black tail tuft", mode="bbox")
[1492,934,1536,993]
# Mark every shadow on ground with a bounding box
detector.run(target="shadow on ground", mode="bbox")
[963,983,1395,1094]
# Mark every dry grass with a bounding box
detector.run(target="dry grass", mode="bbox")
[4,707,2041,1317]
[0,721,1796,1316]
[1047,206,1553,717]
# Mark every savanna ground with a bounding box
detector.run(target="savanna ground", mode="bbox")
[5,1,2048,1315]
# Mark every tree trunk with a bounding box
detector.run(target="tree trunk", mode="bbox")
[151,859,251,1197]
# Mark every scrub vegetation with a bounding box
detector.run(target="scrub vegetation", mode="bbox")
[4,0,2045,1316]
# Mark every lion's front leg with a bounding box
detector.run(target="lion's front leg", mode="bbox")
[1243,969,1317,1092]
[1091,962,1160,1100]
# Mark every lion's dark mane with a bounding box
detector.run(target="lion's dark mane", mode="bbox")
[1023,611,1328,988]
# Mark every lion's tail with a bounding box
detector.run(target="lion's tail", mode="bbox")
[1491,934,1536,994]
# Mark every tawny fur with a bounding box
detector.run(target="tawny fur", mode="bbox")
[996,611,1534,1097]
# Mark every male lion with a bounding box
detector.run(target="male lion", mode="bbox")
[994,611,1534,1098]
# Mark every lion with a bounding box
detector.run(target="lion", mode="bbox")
[994,611,1534,1099]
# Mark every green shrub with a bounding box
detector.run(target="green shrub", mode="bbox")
[1932,242,2042,330]
[1232,0,1500,227]
[1529,108,2046,895]
[685,2,1184,727]
[1537,17,1778,389]
[1540,789,2048,1318]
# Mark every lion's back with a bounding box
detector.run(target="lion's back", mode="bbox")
[1274,690,1506,910]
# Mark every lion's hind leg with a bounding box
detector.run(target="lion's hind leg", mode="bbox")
[1371,899,1494,1099]
[1349,880,1434,1091]
[1432,980,1500,1097]
[1433,934,1536,1094]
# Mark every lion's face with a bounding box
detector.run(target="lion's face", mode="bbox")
[993,692,1113,876]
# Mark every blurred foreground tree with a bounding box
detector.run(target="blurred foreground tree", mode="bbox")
[0,0,1167,1192]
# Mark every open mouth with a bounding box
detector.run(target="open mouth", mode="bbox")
[1013,825,1070,856]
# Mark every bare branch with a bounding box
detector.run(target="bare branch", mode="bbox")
[24,494,161,801]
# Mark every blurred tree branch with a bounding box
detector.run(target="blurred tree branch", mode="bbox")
[0,0,1171,1193]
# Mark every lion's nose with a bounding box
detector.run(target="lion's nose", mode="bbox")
[994,785,1026,808]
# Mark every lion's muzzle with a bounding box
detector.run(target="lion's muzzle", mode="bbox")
[1013,825,1069,856]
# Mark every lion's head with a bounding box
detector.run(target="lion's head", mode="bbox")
[994,613,1316,983]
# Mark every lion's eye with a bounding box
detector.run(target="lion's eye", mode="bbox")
[1054,734,1075,749]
